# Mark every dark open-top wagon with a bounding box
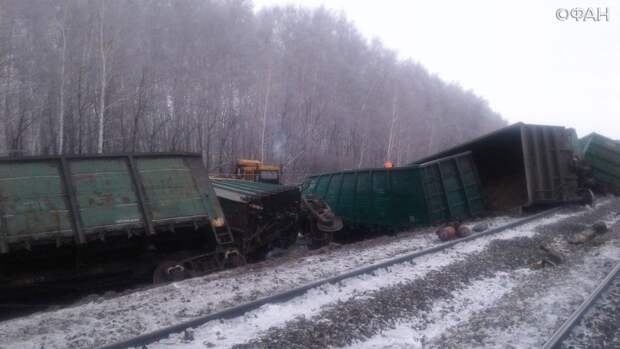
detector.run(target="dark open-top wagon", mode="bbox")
[0,153,239,306]
[303,152,483,234]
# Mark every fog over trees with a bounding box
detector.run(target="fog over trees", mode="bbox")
[0,0,506,181]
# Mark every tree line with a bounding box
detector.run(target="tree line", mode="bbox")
[0,0,506,181]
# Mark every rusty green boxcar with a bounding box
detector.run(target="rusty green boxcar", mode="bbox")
[577,132,620,193]
[0,153,240,304]
[302,152,484,232]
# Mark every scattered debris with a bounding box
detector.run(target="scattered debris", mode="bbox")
[539,244,563,265]
[436,225,456,241]
[529,221,611,270]
[183,329,195,342]
[592,222,608,234]
[568,222,608,244]
[436,223,471,241]
[528,259,549,270]
[472,222,489,232]
[569,230,595,244]
[456,225,471,238]
[527,244,565,270]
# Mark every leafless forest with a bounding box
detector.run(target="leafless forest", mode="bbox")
[0,0,506,181]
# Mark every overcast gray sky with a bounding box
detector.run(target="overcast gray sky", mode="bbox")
[254,0,619,139]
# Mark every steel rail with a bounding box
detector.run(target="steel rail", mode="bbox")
[542,260,620,349]
[98,207,562,349]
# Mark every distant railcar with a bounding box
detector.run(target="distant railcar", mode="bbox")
[302,152,483,232]
[577,132,620,193]
[0,153,239,303]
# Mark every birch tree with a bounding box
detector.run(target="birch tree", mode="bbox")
[97,0,106,153]
[56,0,69,153]
[0,0,506,181]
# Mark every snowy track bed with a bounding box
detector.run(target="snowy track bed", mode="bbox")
[146,200,620,349]
[141,198,620,349]
[349,200,620,349]
[556,265,620,349]
[0,215,516,349]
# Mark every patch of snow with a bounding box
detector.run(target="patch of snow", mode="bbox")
[340,206,619,349]
[343,271,528,349]
[594,196,614,208]
[480,251,620,348]
[602,212,620,228]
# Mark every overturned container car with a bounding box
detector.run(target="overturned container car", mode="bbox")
[577,132,620,194]
[0,153,240,303]
[210,178,301,259]
[211,178,340,255]
[411,123,583,211]
[302,152,483,233]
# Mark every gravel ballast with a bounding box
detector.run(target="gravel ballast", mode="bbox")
[560,270,620,349]
[376,201,620,349]
[187,199,619,349]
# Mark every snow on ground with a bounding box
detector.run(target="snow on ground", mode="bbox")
[602,210,620,228]
[342,270,530,349]
[478,244,620,348]
[0,215,518,349]
[346,244,620,349]
[562,261,620,348]
[147,211,576,349]
[341,203,620,349]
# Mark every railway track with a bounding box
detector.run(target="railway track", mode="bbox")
[98,207,561,349]
[542,260,620,349]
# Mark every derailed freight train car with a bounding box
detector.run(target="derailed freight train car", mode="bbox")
[411,123,583,211]
[0,153,240,303]
[210,178,301,259]
[211,178,341,254]
[577,132,620,194]
[303,152,483,233]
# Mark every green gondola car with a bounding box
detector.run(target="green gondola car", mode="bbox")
[0,153,239,305]
[577,132,620,193]
[302,152,483,232]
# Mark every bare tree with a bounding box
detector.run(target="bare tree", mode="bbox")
[96,0,106,153]
[259,59,272,162]
[0,0,506,181]
[386,85,399,163]
[56,0,69,153]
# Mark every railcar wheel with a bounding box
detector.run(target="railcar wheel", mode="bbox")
[581,189,595,206]
[224,250,247,268]
[153,260,187,284]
